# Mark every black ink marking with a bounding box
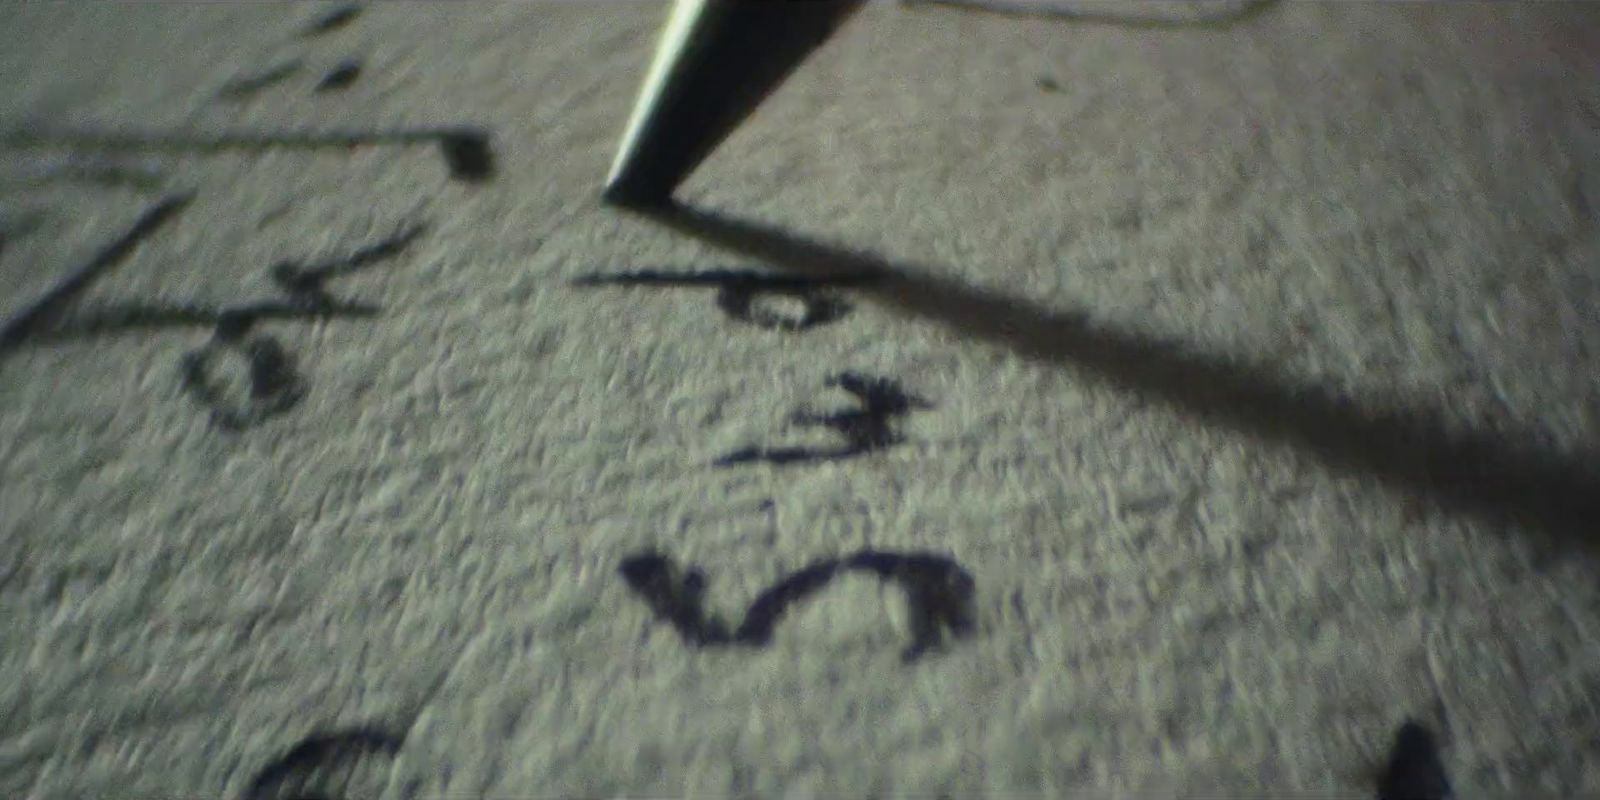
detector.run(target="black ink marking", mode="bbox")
[714,446,833,466]
[180,333,306,431]
[315,59,363,92]
[303,4,363,36]
[437,129,494,182]
[19,223,421,430]
[172,225,422,429]
[618,554,730,646]
[218,61,305,99]
[620,201,1600,557]
[2,127,495,183]
[715,372,932,466]
[0,193,192,352]
[618,549,975,662]
[270,221,427,307]
[243,726,403,800]
[36,222,421,341]
[572,268,879,331]
[1377,720,1453,800]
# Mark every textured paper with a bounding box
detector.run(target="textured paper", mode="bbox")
[2,2,1599,797]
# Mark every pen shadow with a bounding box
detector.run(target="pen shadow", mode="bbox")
[618,199,1600,556]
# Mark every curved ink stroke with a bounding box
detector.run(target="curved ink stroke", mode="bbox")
[180,334,306,431]
[242,725,404,800]
[715,371,933,466]
[618,549,976,662]
[620,200,1600,555]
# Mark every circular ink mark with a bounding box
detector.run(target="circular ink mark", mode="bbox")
[180,333,306,430]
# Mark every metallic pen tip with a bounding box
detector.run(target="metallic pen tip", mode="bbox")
[601,0,864,205]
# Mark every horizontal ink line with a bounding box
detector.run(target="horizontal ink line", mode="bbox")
[1,127,494,182]
[713,445,865,467]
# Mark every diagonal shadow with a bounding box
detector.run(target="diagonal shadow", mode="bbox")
[618,200,1600,554]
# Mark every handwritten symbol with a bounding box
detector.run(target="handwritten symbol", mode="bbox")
[3,205,424,430]
[618,548,976,662]
[716,371,932,466]
[169,223,424,429]
[572,268,879,331]
[242,726,403,800]
[180,325,306,431]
